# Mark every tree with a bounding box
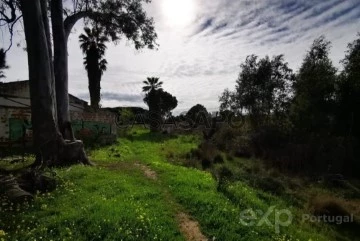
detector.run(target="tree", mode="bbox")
[1,0,157,138]
[291,36,337,133]
[186,104,209,126]
[142,77,163,93]
[142,78,178,132]
[219,89,238,113]
[143,89,177,119]
[226,54,294,128]
[79,27,108,109]
[19,0,90,167]
[53,0,157,138]
[336,33,360,138]
[0,0,157,166]
[0,48,8,79]
[142,77,163,132]
[157,90,178,117]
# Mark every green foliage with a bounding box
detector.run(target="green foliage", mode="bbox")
[0,165,184,241]
[336,33,360,138]
[222,54,294,128]
[1,127,357,240]
[142,78,177,131]
[71,0,158,50]
[117,108,136,127]
[219,88,238,113]
[157,90,178,116]
[291,36,337,133]
[217,35,360,176]
[186,104,209,126]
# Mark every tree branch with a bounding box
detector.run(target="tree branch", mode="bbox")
[4,15,22,53]
[63,10,97,40]
[0,0,16,23]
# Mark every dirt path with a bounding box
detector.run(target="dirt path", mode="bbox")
[177,212,208,241]
[104,161,208,241]
[100,161,208,241]
[134,162,157,180]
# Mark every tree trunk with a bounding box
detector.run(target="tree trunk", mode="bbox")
[88,68,98,109]
[21,0,60,163]
[148,91,162,132]
[20,0,91,167]
[51,0,73,140]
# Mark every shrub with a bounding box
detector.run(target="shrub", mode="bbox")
[213,154,224,164]
[255,177,286,195]
[201,158,211,169]
[309,195,351,220]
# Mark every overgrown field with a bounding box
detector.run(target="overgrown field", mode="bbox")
[0,128,359,240]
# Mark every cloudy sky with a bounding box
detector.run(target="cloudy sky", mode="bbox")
[1,0,360,114]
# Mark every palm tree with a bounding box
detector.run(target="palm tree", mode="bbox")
[142,77,163,132]
[0,48,9,79]
[79,27,108,109]
[142,77,163,92]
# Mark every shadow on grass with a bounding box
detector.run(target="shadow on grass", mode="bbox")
[333,221,360,241]
[126,131,179,143]
[0,146,34,158]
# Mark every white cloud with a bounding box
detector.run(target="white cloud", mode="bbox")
[1,0,360,115]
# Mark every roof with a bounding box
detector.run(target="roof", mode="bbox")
[0,80,88,105]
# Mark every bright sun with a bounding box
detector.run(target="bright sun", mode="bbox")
[161,0,196,27]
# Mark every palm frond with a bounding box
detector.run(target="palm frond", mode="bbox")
[142,86,151,92]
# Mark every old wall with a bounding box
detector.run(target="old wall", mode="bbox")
[0,107,32,143]
[70,109,117,135]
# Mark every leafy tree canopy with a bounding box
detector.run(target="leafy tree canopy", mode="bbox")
[186,104,208,121]
[144,89,178,116]
[64,0,158,49]
[0,0,158,51]
[223,54,294,127]
[292,36,337,132]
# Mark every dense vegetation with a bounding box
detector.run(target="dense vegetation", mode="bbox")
[219,35,360,177]
[1,128,359,240]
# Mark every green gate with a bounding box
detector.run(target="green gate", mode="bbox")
[9,118,31,141]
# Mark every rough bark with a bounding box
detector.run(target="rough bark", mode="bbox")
[21,0,60,163]
[51,0,73,139]
[20,0,91,167]
[85,46,102,109]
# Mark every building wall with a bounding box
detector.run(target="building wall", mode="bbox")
[70,109,117,135]
[0,81,117,143]
[0,107,32,143]
[0,107,117,143]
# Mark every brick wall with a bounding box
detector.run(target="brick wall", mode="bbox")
[70,109,117,135]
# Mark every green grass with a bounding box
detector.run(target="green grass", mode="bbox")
[0,127,357,240]
[1,165,184,241]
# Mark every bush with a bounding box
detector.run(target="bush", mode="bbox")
[213,154,224,164]
[255,176,285,195]
[309,195,351,220]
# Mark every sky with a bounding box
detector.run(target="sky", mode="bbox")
[1,0,360,114]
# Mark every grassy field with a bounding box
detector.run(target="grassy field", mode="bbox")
[0,128,359,240]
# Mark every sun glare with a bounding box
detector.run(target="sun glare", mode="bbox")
[161,0,196,27]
